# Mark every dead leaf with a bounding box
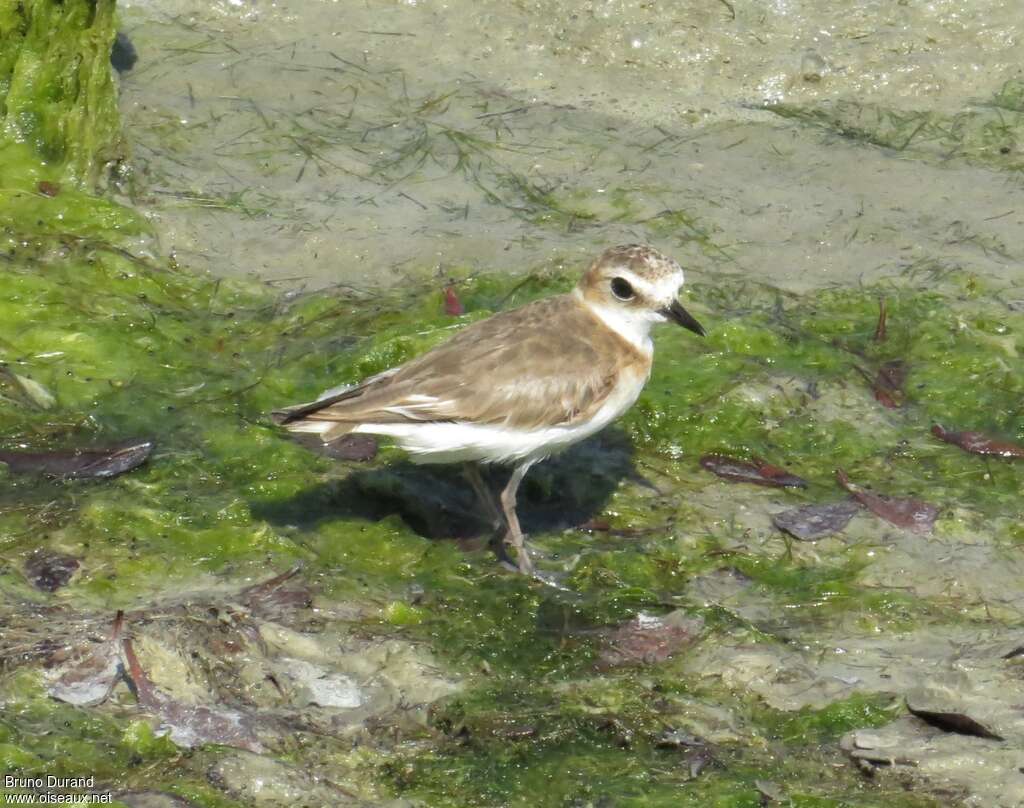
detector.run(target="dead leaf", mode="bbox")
[931,424,1024,459]
[699,455,807,488]
[444,285,464,316]
[25,549,80,591]
[771,500,862,541]
[835,470,938,534]
[598,611,704,669]
[856,359,906,408]
[0,440,154,479]
[122,637,264,753]
[47,612,124,707]
[873,297,887,342]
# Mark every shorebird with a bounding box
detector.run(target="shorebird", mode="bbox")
[273,244,705,574]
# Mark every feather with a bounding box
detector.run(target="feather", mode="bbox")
[272,294,650,444]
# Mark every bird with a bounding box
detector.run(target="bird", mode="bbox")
[272,244,705,574]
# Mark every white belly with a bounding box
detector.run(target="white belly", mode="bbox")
[354,368,649,465]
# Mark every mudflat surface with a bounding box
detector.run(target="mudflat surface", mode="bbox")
[119,0,1024,291]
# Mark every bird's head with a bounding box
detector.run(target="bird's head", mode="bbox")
[576,244,705,343]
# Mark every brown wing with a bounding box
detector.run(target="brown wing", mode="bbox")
[274,295,645,436]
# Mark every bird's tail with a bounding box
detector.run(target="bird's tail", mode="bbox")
[271,401,358,443]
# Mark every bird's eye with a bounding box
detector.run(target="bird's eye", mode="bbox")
[611,277,635,301]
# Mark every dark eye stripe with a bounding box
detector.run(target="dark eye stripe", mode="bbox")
[611,277,634,301]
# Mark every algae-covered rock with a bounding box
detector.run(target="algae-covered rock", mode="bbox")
[0,0,126,187]
[0,0,141,251]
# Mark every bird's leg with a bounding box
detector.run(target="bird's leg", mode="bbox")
[500,461,534,575]
[462,463,503,532]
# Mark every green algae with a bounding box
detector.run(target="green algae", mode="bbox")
[0,672,256,808]
[393,682,931,808]
[0,671,179,794]
[2,224,1017,803]
[0,0,126,188]
[765,79,1024,174]
[629,279,1023,512]
[763,693,898,745]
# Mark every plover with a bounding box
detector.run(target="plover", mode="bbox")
[273,244,705,574]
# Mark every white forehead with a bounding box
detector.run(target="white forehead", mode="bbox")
[617,265,685,305]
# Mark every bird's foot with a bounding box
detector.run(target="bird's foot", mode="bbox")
[499,528,534,575]
[516,546,534,576]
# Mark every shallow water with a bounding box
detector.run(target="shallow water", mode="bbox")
[1,1,1024,807]
[119,0,1024,292]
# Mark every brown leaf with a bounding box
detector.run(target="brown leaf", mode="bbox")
[700,455,807,488]
[597,611,703,669]
[771,500,862,541]
[858,359,906,408]
[444,285,464,316]
[873,387,898,409]
[873,297,887,342]
[24,549,80,591]
[931,424,1024,459]
[835,470,938,534]
[0,440,154,479]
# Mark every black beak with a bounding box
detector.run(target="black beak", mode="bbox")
[661,299,706,336]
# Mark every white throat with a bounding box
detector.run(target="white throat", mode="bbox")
[574,289,655,356]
